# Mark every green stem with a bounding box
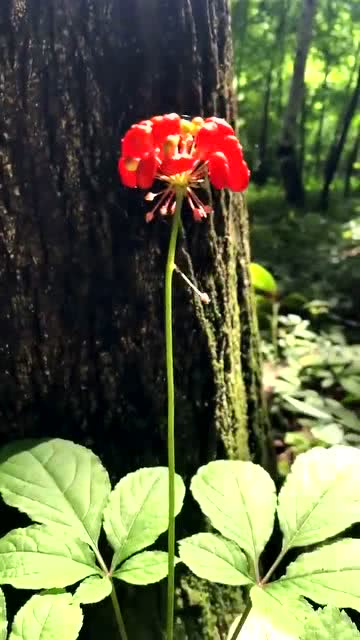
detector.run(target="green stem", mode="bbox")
[93,548,128,640]
[110,581,129,640]
[260,544,288,585]
[165,188,184,640]
[229,597,252,640]
[271,300,280,361]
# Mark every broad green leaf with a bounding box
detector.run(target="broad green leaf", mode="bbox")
[300,605,360,640]
[340,378,360,399]
[103,467,185,568]
[249,584,314,638]
[0,588,6,640]
[310,423,344,445]
[0,525,99,589]
[9,592,83,640]
[250,263,277,294]
[278,446,360,549]
[178,533,253,586]
[328,403,360,432]
[283,396,332,420]
[73,575,112,605]
[227,609,300,640]
[0,439,111,548]
[277,538,360,610]
[191,461,276,571]
[113,551,174,585]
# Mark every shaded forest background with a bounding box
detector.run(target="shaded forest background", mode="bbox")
[231,0,360,471]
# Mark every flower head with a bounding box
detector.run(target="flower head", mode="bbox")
[118,114,250,222]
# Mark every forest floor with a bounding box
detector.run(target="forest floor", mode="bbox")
[247,185,360,473]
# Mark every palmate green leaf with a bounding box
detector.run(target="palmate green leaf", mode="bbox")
[0,525,99,589]
[178,533,253,586]
[249,584,314,638]
[9,592,83,640]
[73,575,112,605]
[0,588,7,640]
[300,605,360,640]
[0,439,111,549]
[276,538,360,611]
[113,551,175,585]
[191,461,276,572]
[283,395,333,420]
[250,262,277,294]
[103,467,185,569]
[278,446,360,549]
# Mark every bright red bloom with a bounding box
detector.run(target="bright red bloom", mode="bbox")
[122,123,153,159]
[118,113,250,222]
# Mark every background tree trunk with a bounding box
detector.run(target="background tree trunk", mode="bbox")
[0,0,274,637]
[278,0,318,206]
[343,128,360,198]
[320,63,360,209]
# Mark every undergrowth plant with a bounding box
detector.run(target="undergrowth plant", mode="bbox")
[0,438,185,640]
[178,445,360,639]
[0,440,359,639]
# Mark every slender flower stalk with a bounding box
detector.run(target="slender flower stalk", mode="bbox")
[117,113,250,640]
[165,188,184,640]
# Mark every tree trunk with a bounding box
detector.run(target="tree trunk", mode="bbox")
[299,91,307,178]
[344,128,360,198]
[255,2,289,185]
[232,0,250,79]
[275,0,290,119]
[313,63,330,173]
[320,63,360,209]
[0,0,274,638]
[278,0,318,206]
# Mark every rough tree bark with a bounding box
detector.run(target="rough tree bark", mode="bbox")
[278,0,318,206]
[0,0,274,638]
[320,63,360,209]
[344,128,360,198]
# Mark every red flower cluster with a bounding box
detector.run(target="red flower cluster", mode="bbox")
[118,113,250,222]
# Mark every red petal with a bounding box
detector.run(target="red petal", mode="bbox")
[195,122,220,157]
[151,113,181,147]
[205,117,234,137]
[207,151,229,189]
[161,154,196,176]
[118,157,137,188]
[221,135,244,162]
[136,151,157,189]
[219,136,249,191]
[228,160,250,192]
[122,124,153,159]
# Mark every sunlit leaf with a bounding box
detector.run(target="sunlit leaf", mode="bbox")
[190,461,276,572]
[73,575,112,605]
[300,605,360,639]
[103,467,185,568]
[248,584,314,637]
[114,551,175,585]
[250,263,277,294]
[0,588,6,640]
[9,592,83,640]
[282,395,332,420]
[278,446,360,549]
[0,525,99,589]
[277,539,360,610]
[178,533,253,586]
[0,439,111,549]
